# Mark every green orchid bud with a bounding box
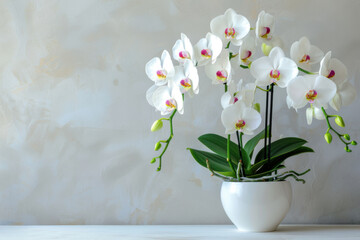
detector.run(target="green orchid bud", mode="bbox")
[151,119,163,132]
[254,103,261,113]
[351,141,357,146]
[335,116,345,127]
[324,132,332,144]
[150,158,156,164]
[343,134,350,140]
[261,43,272,56]
[154,142,161,151]
[344,145,349,152]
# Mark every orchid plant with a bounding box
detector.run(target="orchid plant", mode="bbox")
[145,9,357,182]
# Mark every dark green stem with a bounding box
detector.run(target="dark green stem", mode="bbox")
[240,65,249,69]
[236,131,245,178]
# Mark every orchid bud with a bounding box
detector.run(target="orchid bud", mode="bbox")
[261,43,272,56]
[335,116,345,127]
[151,119,163,132]
[150,158,156,164]
[254,103,260,113]
[154,142,162,151]
[324,132,332,144]
[344,145,349,152]
[343,134,350,140]
[351,141,357,146]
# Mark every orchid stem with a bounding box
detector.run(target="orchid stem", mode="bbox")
[256,85,272,92]
[298,67,316,75]
[240,65,249,69]
[264,85,269,162]
[156,109,177,171]
[269,83,275,178]
[236,131,245,178]
[321,107,353,149]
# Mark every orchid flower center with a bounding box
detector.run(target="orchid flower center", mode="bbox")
[305,89,318,103]
[241,50,252,63]
[216,70,228,82]
[165,99,177,110]
[201,49,212,59]
[180,78,192,92]
[260,27,271,40]
[179,51,190,59]
[327,70,335,79]
[225,28,235,39]
[233,97,239,104]
[156,69,167,80]
[235,119,246,130]
[269,69,281,82]
[300,54,311,63]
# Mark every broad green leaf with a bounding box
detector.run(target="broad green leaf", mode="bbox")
[198,134,239,162]
[198,133,251,172]
[244,127,269,159]
[257,146,314,173]
[254,137,308,164]
[187,148,234,172]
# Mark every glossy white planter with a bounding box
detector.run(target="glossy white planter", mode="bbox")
[221,181,292,232]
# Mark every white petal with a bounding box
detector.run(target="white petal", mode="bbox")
[181,33,194,61]
[231,14,250,44]
[152,86,172,115]
[242,83,256,107]
[243,107,262,131]
[309,45,324,64]
[250,56,273,86]
[194,37,209,66]
[210,14,227,41]
[221,92,232,109]
[161,50,175,78]
[286,95,293,109]
[306,107,313,125]
[313,75,337,108]
[290,40,305,63]
[172,39,184,63]
[221,103,240,134]
[339,82,357,106]
[207,33,223,64]
[277,57,299,88]
[329,93,341,111]
[172,85,184,114]
[328,58,348,86]
[145,57,162,82]
[319,51,331,76]
[287,75,315,109]
[185,60,199,94]
[269,47,285,69]
[314,107,325,120]
[146,85,159,107]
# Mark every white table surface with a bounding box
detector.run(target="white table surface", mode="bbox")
[0,225,359,240]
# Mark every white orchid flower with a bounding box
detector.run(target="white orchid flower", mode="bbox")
[290,37,324,71]
[210,8,250,46]
[145,50,175,86]
[172,60,199,96]
[221,79,256,109]
[255,11,274,42]
[319,51,348,87]
[287,75,337,110]
[194,33,223,66]
[205,50,232,85]
[221,101,261,135]
[239,35,256,66]
[150,84,184,115]
[172,33,195,64]
[329,82,357,111]
[250,47,298,87]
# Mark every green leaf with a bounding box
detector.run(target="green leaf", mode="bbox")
[187,148,234,172]
[258,146,314,173]
[198,133,251,172]
[246,165,286,178]
[244,127,269,159]
[254,137,308,164]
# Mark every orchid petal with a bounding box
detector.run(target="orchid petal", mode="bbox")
[306,107,313,125]
[250,56,273,86]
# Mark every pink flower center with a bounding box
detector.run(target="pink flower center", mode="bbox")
[179,51,190,59]
[156,69,167,79]
[201,49,212,58]
[300,54,311,63]
[235,119,246,130]
[241,50,252,62]
[327,70,335,79]
[165,99,177,110]
[260,27,271,40]
[180,78,192,92]
[306,89,318,103]
[270,69,281,82]
[233,97,239,104]
[225,28,235,39]
[216,70,228,82]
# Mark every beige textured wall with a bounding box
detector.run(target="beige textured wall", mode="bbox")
[0,0,359,224]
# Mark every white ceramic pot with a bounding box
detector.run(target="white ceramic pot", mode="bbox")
[221,181,292,232]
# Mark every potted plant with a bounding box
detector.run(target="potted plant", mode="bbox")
[145,9,357,232]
